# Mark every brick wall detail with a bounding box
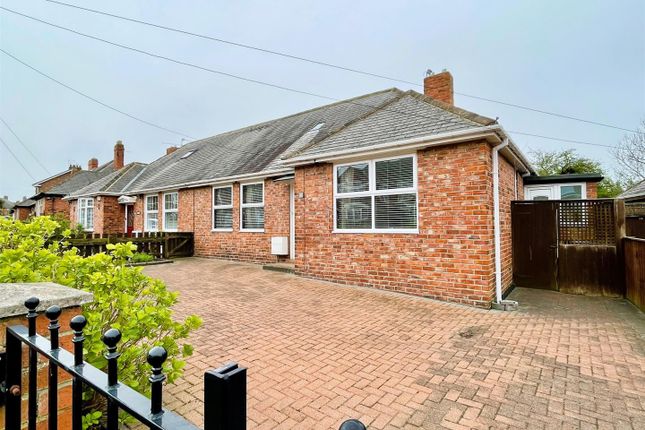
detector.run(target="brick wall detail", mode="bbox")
[294,141,499,308]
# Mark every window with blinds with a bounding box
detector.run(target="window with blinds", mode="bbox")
[145,195,158,231]
[78,198,94,231]
[213,186,233,230]
[241,183,264,231]
[163,192,179,231]
[334,155,417,232]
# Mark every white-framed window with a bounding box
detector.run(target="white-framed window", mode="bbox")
[35,199,44,216]
[525,183,586,201]
[240,182,264,232]
[163,192,178,231]
[145,194,159,231]
[77,198,94,231]
[334,154,418,233]
[212,186,233,231]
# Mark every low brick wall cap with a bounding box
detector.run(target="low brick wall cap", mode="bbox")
[0,282,93,318]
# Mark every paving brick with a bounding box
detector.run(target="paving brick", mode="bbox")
[144,258,645,429]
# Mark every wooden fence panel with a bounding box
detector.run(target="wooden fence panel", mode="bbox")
[65,232,194,259]
[625,237,645,311]
[626,217,645,239]
[557,245,621,296]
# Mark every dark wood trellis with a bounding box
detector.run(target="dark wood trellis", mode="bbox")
[558,200,616,245]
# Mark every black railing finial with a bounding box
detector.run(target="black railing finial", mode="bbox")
[70,315,87,367]
[102,328,122,387]
[25,296,39,337]
[147,346,168,416]
[45,305,62,349]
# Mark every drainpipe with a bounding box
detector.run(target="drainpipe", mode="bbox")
[492,139,509,305]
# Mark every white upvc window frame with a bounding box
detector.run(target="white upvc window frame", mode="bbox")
[240,181,265,233]
[212,185,233,232]
[524,183,587,200]
[77,197,94,231]
[144,194,159,232]
[162,191,179,232]
[333,153,419,234]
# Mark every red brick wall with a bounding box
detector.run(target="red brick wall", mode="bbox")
[498,156,521,296]
[13,207,32,221]
[423,71,454,105]
[41,197,69,218]
[93,196,124,234]
[0,306,79,429]
[184,181,291,263]
[294,140,498,308]
[586,182,598,199]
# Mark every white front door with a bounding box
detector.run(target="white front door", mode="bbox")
[526,186,554,201]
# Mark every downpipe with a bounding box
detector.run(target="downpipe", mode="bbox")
[492,139,518,311]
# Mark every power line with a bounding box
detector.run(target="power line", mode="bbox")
[0,52,194,140]
[41,0,642,135]
[506,131,618,149]
[0,115,51,173]
[0,136,36,180]
[0,6,624,153]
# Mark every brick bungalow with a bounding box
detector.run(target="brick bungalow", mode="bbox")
[26,143,121,221]
[64,71,542,308]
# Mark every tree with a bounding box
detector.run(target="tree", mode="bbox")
[529,149,623,198]
[613,119,645,186]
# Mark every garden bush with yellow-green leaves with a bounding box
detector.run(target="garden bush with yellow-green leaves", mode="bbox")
[0,216,201,426]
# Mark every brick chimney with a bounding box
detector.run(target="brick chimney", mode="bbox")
[88,158,98,170]
[424,70,454,105]
[166,146,178,155]
[114,140,124,170]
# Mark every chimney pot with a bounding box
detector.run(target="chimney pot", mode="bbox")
[114,140,124,169]
[166,146,178,155]
[423,70,454,105]
[88,158,99,170]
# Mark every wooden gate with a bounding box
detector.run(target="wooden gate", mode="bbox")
[511,201,558,290]
[511,199,624,296]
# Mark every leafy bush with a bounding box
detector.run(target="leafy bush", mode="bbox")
[130,252,155,263]
[0,217,202,425]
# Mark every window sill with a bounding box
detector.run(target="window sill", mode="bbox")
[211,228,233,232]
[240,229,265,233]
[332,229,419,234]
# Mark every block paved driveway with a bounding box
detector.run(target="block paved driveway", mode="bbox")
[144,258,645,429]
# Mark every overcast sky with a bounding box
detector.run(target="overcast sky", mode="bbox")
[1,0,644,201]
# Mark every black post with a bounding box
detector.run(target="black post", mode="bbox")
[147,346,168,416]
[203,362,247,430]
[4,328,22,430]
[103,328,122,430]
[46,305,62,430]
[70,315,87,430]
[25,297,39,430]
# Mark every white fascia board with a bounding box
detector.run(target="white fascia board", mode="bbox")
[280,126,504,166]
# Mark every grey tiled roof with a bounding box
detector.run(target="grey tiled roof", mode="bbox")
[286,91,495,159]
[46,163,116,196]
[619,179,645,200]
[67,163,147,198]
[14,198,35,207]
[123,89,403,193]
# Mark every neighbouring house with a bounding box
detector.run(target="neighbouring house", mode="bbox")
[65,162,148,234]
[522,173,603,200]
[11,197,35,221]
[619,179,645,238]
[0,195,15,217]
[62,70,538,308]
[27,141,124,222]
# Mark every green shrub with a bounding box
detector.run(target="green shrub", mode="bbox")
[131,252,155,263]
[0,216,202,426]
